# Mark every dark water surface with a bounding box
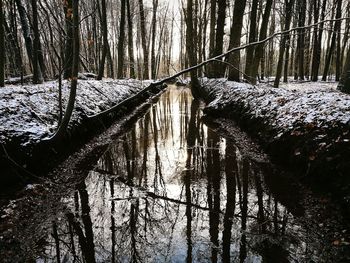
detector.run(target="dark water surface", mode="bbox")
[35,86,349,262]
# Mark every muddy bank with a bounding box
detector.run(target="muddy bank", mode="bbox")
[0,78,165,191]
[199,79,350,208]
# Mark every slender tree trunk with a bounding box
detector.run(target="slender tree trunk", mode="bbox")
[340,2,350,71]
[261,51,266,80]
[250,0,273,84]
[227,0,247,81]
[117,0,126,78]
[297,0,306,80]
[212,0,226,77]
[31,0,43,84]
[0,0,4,87]
[322,0,342,81]
[126,0,135,78]
[63,0,73,79]
[338,47,350,93]
[150,0,158,79]
[202,0,208,63]
[311,0,326,81]
[310,0,320,81]
[274,0,295,88]
[207,0,216,77]
[50,0,80,141]
[185,0,200,99]
[4,9,23,76]
[138,0,149,79]
[97,0,108,80]
[245,0,258,82]
[267,1,276,78]
[283,34,291,82]
[15,0,33,68]
[304,3,313,79]
[335,0,343,80]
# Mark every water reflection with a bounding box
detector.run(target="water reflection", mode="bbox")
[37,86,344,262]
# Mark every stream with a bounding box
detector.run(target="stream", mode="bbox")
[3,86,350,262]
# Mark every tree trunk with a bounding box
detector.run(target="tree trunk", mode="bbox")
[14,0,33,68]
[150,0,158,79]
[267,1,276,78]
[97,0,109,80]
[335,0,343,81]
[4,8,23,77]
[50,0,80,141]
[207,0,216,77]
[63,0,74,79]
[283,34,291,82]
[117,0,126,79]
[31,0,43,84]
[245,0,258,82]
[322,0,342,81]
[311,0,326,81]
[126,0,135,78]
[138,0,149,79]
[212,0,226,77]
[186,0,200,99]
[227,0,247,81]
[274,0,295,88]
[338,47,350,93]
[249,0,273,84]
[0,0,4,87]
[297,0,306,80]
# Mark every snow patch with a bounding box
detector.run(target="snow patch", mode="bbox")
[0,79,151,145]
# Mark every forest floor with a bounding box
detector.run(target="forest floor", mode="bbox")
[0,77,152,145]
[199,78,350,210]
[0,77,159,192]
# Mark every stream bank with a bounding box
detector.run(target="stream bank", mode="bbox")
[0,78,165,192]
[198,78,350,211]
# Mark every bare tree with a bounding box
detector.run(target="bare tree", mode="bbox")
[126,0,135,78]
[274,0,295,88]
[97,0,109,80]
[150,0,159,79]
[245,0,259,82]
[138,0,149,79]
[50,0,80,141]
[212,0,226,77]
[322,0,342,81]
[227,0,247,81]
[31,0,43,84]
[117,0,127,78]
[63,0,74,79]
[250,0,274,84]
[185,0,201,98]
[338,47,350,93]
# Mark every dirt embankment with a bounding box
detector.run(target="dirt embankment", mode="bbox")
[0,78,165,191]
[199,79,350,208]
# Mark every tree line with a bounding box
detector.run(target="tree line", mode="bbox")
[0,0,349,90]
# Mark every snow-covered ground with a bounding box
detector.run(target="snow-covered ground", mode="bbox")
[0,79,151,145]
[201,78,350,137]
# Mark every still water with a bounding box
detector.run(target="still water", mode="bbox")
[37,86,348,262]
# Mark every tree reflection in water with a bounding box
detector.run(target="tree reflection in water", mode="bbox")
[37,86,340,262]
